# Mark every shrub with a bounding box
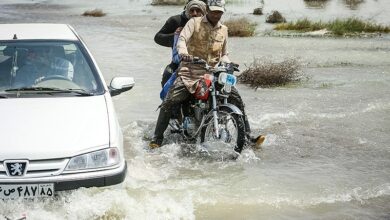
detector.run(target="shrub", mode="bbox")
[266,10,286,23]
[275,17,390,35]
[328,18,390,35]
[238,58,303,88]
[224,18,256,37]
[275,18,325,32]
[344,0,364,9]
[82,9,106,17]
[303,0,329,9]
[253,7,263,15]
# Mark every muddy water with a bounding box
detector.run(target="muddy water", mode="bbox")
[0,0,390,219]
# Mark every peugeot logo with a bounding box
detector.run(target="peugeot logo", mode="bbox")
[4,160,28,177]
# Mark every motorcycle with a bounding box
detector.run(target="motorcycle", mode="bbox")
[166,58,246,154]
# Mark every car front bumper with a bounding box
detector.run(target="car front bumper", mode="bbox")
[0,161,127,191]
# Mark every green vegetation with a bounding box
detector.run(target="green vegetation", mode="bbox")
[275,18,324,32]
[224,18,256,37]
[238,58,303,88]
[82,9,106,17]
[275,17,390,35]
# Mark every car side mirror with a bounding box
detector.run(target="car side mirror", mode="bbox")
[109,77,135,96]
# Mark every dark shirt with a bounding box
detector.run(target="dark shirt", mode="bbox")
[154,11,189,48]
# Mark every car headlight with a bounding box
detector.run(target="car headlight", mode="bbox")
[65,148,120,171]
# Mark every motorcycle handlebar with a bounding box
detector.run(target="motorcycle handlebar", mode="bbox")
[181,55,239,72]
[191,57,207,65]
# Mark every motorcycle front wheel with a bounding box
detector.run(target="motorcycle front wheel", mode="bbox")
[200,107,246,154]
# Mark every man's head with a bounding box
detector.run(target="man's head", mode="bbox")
[26,47,49,64]
[185,0,207,18]
[206,0,225,26]
[26,46,62,66]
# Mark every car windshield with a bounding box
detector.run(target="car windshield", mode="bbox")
[0,41,104,96]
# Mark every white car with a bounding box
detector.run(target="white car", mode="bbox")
[0,24,134,199]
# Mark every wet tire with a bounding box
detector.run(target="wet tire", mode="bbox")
[200,107,246,154]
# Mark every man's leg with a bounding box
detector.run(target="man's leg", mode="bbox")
[161,62,178,87]
[228,87,265,147]
[150,78,190,148]
[161,65,173,88]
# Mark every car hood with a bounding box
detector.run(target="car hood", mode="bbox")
[0,96,109,160]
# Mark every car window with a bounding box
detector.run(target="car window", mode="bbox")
[0,41,104,96]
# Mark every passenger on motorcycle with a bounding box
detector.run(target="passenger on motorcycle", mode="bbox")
[150,0,261,148]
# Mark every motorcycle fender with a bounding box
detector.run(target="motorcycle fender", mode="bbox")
[219,104,243,115]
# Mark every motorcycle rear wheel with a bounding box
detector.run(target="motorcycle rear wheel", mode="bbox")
[200,107,246,154]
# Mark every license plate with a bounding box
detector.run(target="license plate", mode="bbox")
[0,183,54,199]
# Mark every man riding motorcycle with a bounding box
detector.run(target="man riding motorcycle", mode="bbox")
[150,0,263,148]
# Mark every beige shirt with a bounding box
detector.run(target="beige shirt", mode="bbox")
[176,16,230,93]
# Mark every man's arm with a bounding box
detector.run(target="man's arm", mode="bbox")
[154,16,179,48]
[177,18,196,57]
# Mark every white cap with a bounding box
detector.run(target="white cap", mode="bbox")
[208,0,225,12]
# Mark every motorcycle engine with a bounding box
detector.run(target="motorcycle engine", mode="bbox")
[194,101,206,121]
[183,116,198,137]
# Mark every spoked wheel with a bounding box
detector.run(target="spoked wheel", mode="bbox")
[200,107,246,154]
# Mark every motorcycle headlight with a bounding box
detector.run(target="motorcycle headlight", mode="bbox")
[65,148,120,171]
[218,72,237,87]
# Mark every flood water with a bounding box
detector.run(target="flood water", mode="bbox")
[1,0,390,219]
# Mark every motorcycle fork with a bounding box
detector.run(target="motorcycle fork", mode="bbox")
[211,82,220,138]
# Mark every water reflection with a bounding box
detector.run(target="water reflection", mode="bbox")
[302,0,365,10]
[226,0,373,11]
[342,0,365,10]
[0,3,71,10]
[303,0,330,9]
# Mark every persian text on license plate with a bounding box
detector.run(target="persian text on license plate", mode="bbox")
[0,183,54,199]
